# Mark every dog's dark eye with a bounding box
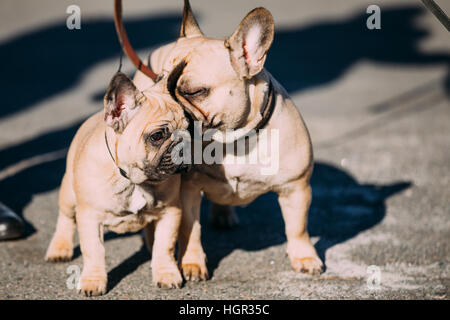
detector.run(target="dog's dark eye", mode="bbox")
[151,131,164,141]
[179,87,209,98]
[146,128,168,145]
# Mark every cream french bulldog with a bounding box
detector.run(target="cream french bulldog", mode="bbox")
[45,72,189,296]
[134,0,324,281]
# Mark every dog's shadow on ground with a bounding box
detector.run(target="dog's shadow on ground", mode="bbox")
[199,164,410,277]
[267,6,449,93]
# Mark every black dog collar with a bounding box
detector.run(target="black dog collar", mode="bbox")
[254,79,275,131]
[105,131,130,180]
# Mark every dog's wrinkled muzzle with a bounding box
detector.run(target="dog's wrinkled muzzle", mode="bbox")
[144,138,191,181]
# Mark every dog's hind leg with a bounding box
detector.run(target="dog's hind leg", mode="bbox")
[45,173,76,262]
[276,176,324,275]
[209,203,239,229]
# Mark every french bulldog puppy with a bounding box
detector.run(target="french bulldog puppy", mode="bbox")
[134,0,324,281]
[45,72,189,296]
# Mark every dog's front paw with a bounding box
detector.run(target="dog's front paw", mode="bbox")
[291,257,324,275]
[182,263,209,281]
[45,239,73,262]
[152,266,183,289]
[78,274,107,297]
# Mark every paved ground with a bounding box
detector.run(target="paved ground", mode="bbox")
[0,0,449,299]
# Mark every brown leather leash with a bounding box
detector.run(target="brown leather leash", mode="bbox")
[114,0,158,81]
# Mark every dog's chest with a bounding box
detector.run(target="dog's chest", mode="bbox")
[226,164,272,199]
[198,162,271,206]
[197,133,280,203]
[104,182,161,233]
[111,182,154,213]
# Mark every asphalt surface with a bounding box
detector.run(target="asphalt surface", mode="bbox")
[0,0,449,299]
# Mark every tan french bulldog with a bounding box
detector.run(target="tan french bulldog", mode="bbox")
[134,0,323,281]
[45,72,189,296]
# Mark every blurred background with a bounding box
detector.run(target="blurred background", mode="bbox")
[0,0,448,299]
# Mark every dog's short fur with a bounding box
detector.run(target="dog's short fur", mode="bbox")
[134,0,324,281]
[45,73,189,296]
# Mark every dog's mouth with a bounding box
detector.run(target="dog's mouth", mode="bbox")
[143,139,191,182]
[143,162,190,183]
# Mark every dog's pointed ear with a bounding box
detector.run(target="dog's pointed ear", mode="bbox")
[104,72,145,133]
[225,8,274,79]
[179,0,203,38]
